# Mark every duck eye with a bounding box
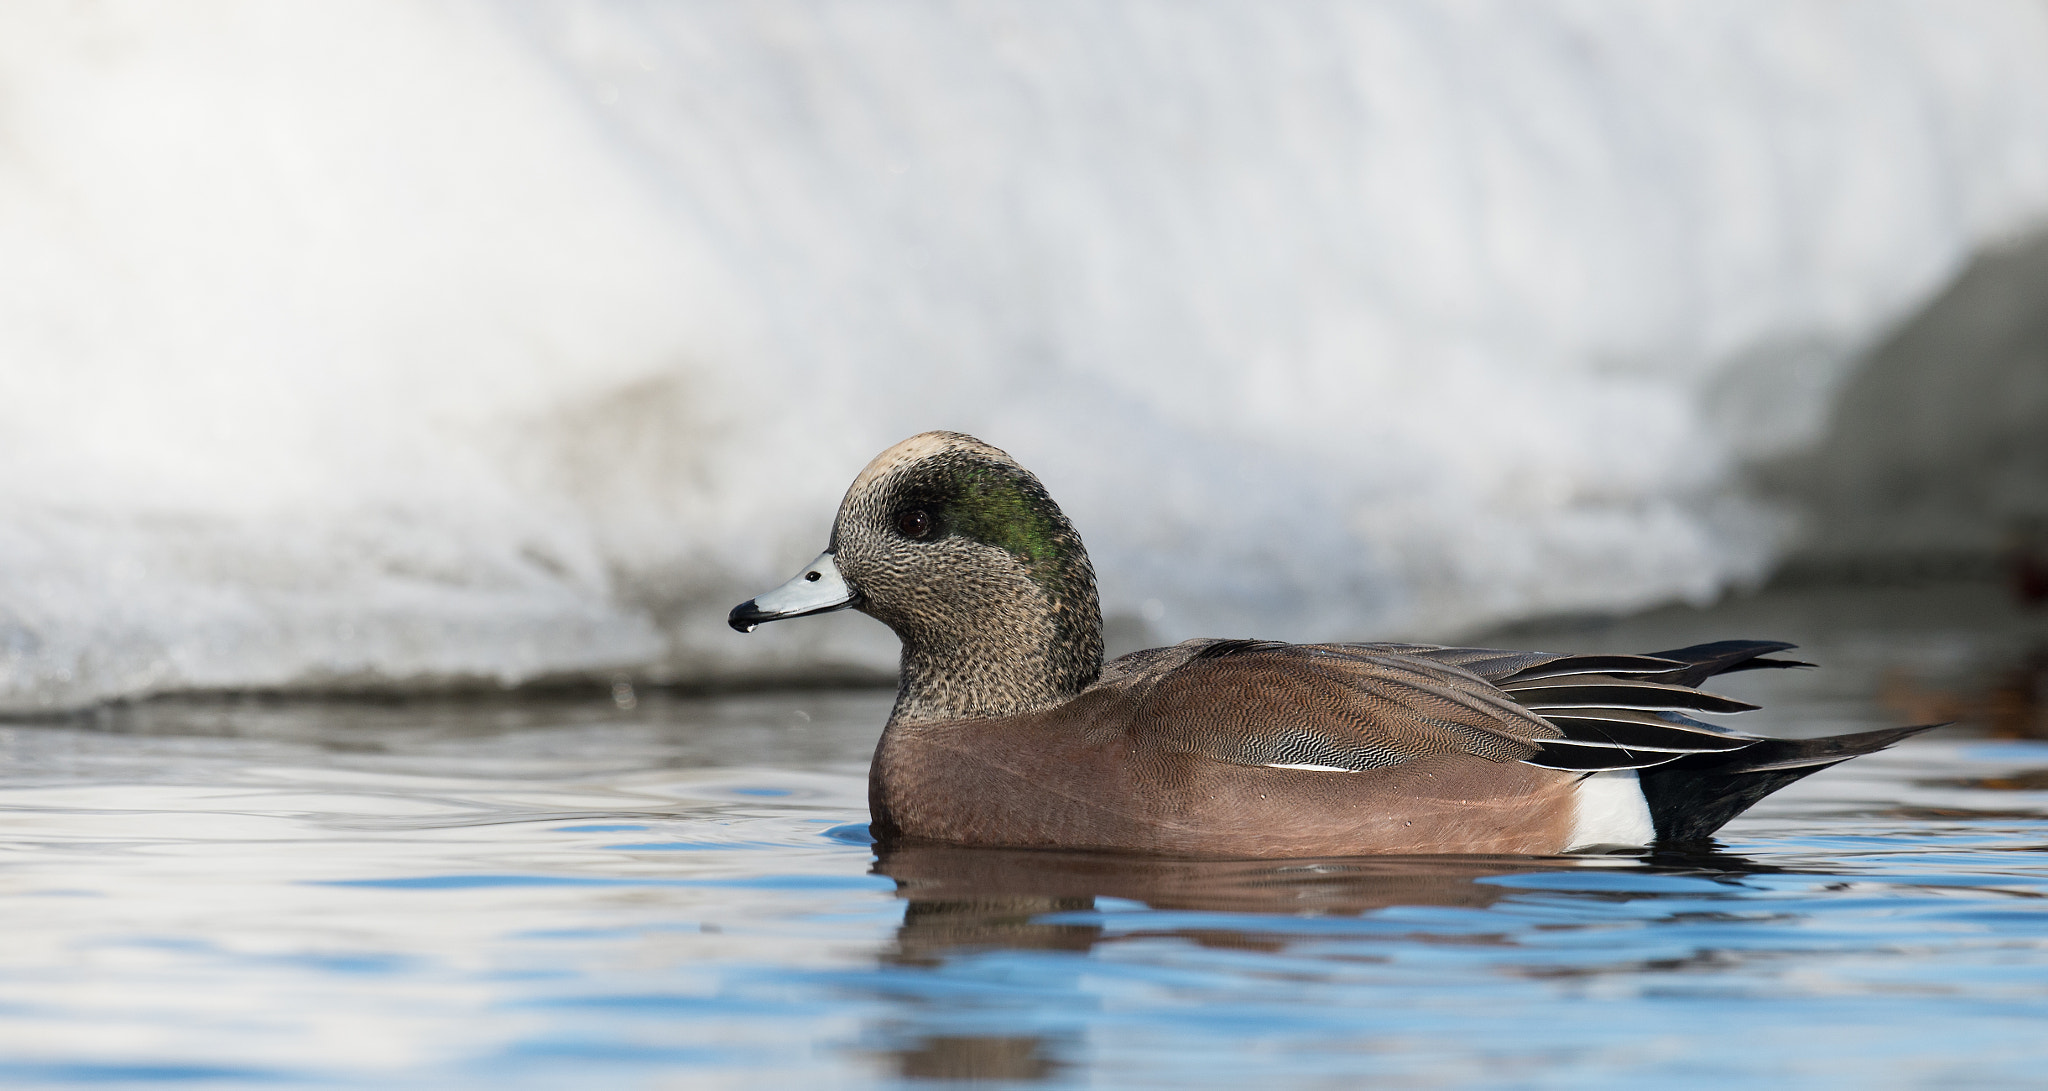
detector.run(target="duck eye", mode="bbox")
[895,508,932,539]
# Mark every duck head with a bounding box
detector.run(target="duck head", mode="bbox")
[730,432,1105,725]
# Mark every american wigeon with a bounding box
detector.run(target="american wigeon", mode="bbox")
[730,432,1932,856]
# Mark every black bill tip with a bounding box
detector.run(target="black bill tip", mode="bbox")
[728,600,767,634]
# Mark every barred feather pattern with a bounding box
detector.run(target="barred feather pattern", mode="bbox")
[1341,640,1810,773]
[1120,639,1562,773]
[1096,638,1807,777]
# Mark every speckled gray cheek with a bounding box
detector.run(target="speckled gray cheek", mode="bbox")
[823,443,1105,727]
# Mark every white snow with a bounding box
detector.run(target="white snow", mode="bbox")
[2,1,2047,708]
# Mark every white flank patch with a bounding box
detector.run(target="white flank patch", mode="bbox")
[1565,770,1655,851]
[1261,762,1359,773]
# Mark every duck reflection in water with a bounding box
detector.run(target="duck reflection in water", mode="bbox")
[865,842,1782,1081]
[879,842,1550,936]
[873,841,1787,949]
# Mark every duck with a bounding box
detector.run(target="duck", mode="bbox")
[729,431,1933,856]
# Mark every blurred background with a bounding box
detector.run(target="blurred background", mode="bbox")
[3,0,2047,712]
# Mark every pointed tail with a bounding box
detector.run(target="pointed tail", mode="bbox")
[1637,723,1944,843]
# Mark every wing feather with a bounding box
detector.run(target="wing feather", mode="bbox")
[1107,638,1794,778]
[1122,641,1560,773]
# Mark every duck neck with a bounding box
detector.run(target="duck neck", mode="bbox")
[886,580,1103,726]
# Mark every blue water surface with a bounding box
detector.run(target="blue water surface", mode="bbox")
[0,584,2042,1087]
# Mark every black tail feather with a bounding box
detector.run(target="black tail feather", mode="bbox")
[1638,724,1945,843]
[1419,637,1937,841]
[1643,639,1813,688]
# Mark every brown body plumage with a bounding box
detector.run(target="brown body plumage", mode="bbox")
[730,431,1935,857]
[871,638,1581,855]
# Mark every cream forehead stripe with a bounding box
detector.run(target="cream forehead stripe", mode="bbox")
[846,432,1017,496]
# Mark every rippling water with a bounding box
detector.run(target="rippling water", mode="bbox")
[1,583,2044,1087]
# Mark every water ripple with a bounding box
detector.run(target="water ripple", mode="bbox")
[0,663,2044,1085]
